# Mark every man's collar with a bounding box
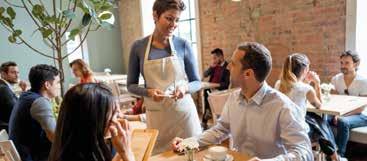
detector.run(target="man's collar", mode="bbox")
[237,82,269,106]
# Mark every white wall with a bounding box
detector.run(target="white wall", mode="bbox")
[356,0,367,75]
[141,0,155,36]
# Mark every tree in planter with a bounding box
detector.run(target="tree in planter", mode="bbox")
[0,0,116,95]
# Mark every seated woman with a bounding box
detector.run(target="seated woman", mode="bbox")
[48,83,135,161]
[275,53,345,161]
[70,59,97,83]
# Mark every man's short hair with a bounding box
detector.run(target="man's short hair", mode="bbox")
[0,61,17,73]
[29,64,59,92]
[237,42,272,82]
[211,48,224,57]
[340,50,360,63]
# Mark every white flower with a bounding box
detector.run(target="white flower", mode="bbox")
[104,68,112,73]
[178,138,199,152]
[320,83,335,91]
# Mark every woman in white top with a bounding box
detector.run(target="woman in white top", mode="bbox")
[275,53,344,161]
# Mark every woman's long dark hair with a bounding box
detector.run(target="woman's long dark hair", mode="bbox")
[49,83,115,161]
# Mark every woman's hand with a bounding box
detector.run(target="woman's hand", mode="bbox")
[19,80,27,91]
[147,88,165,102]
[173,85,188,100]
[109,119,135,161]
[306,71,321,84]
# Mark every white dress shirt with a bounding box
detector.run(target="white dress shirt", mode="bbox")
[195,83,313,161]
[331,73,367,115]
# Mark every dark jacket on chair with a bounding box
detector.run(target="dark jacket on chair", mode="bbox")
[0,79,18,131]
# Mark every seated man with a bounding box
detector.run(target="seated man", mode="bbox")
[9,64,59,161]
[173,42,313,161]
[0,61,27,131]
[330,50,367,157]
[202,48,230,128]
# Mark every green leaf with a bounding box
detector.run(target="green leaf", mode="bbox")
[44,16,55,23]
[0,7,5,14]
[8,35,16,43]
[68,28,80,40]
[14,30,22,36]
[100,21,113,30]
[99,3,113,11]
[2,17,14,27]
[99,13,112,20]
[82,13,92,26]
[32,5,44,16]
[40,28,53,38]
[6,7,16,19]
[62,10,76,19]
[77,0,90,13]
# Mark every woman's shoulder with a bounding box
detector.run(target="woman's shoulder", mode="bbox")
[132,36,150,49]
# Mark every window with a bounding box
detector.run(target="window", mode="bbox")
[65,32,89,64]
[174,0,198,60]
[356,0,367,74]
[140,0,199,61]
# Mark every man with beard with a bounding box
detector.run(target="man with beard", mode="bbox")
[0,61,27,131]
[330,50,367,157]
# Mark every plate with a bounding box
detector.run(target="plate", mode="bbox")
[203,154,233,161]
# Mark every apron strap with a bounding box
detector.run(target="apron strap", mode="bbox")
[144,35,177,62]
[144,35,153,61]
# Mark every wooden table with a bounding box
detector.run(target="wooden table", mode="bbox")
[201,82,220,90]
[130,121,147,129]
[307,94,367,116]
[149,147,251,161]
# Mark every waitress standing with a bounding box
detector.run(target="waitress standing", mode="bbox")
[127,0,202,154]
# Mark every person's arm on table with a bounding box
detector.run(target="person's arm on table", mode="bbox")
[172,101,231,150]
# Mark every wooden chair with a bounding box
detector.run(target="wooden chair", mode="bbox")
[0,140,21,161]
[207,90,232,124]
[113,129,158,161]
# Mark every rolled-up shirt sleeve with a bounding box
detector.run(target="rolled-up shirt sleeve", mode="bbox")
[270,106,313,161]
[30,97,56,133]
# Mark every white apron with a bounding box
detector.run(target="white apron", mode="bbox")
[143,35,202,154]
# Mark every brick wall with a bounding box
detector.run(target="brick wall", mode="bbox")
[198,0,346,86]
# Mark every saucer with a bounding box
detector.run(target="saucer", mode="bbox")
[203,154,233,161]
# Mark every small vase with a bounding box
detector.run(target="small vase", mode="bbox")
[323,90,331,102]
[185,150,195,161]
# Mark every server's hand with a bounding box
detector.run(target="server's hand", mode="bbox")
[173,85,187,100]
[147,88,165,102]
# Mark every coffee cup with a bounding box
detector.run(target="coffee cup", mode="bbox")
[208,146,228,160]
